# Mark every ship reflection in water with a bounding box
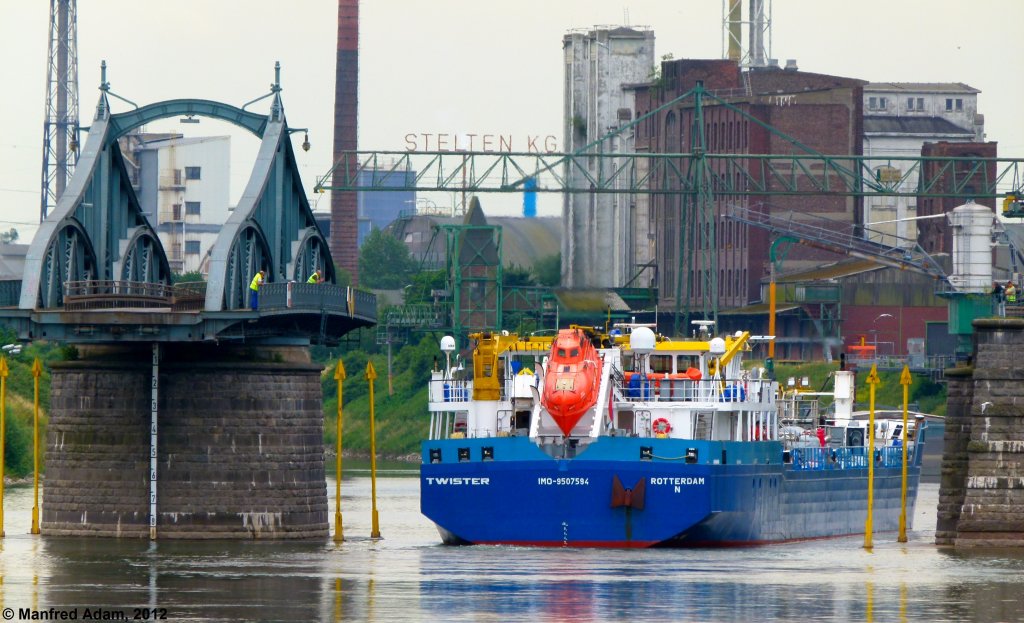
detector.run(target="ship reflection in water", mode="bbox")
[0,476,1021,622]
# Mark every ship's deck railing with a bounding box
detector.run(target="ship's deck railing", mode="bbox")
[790,446,911,471]
[429,377,473,404]
[427,375,781,408]
[614,375,777,404]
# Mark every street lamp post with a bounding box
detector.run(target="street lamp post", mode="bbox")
[873,313,894,359]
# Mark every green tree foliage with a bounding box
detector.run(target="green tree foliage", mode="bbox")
[171,271,205,284]
[0,326,65,477]
[358,229,417,289]
[771,361,947,416]
[322,335,440,456]
[503,264,535,287]
[531,253,561,287]
[3,407,34,477]
[403,270,447,304]
[0,228,20,244]
[332,264,352,287]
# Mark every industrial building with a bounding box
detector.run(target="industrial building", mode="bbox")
[556,17,1002,361]
[561,26,656,289]
[631,57,866,310]
[120,132,231,276]
[355,168,416,247]
[862,82,990,247]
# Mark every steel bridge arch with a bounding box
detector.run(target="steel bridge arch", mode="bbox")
[289,227,331,283]
[221,222,273,310]
[21,79,334,313]
[36,219,98,308]
[19,96,171,310]
[115,227,166,283]
[105,99,269,141]
[205,92,334,310]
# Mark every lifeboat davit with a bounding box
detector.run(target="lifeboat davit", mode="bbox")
[541,328,603,436]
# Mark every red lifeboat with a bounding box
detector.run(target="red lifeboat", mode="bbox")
[541,329,603,436]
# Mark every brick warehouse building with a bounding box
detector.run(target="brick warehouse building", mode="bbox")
[918,141,999,255]
[631,59,865,313]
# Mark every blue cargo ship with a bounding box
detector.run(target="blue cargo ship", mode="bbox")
[421,325,925,547]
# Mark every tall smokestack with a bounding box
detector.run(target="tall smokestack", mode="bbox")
[749,0,766,67]
[727,0,742,62]
[330,0,359,283]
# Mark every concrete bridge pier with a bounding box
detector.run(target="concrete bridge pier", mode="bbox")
[42,343,327,538]
[937,318,1024,547]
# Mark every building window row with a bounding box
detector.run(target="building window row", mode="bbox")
[704,119,748,152]
[870,95,966,113]
[906,97,925,111]
[716,267,748,298]
[684,266,748,299]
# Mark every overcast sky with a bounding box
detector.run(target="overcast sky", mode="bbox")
[2,0,1022,241]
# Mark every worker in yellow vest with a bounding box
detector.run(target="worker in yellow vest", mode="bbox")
[249,269,266,310]
[307,269,322,284]
[1007,281,1017,307]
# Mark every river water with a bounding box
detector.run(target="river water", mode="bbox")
[0,471,1022,623]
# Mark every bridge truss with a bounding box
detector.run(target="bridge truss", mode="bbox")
[3,63,373,345]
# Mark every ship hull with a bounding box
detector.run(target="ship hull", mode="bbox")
[420,437,921,547]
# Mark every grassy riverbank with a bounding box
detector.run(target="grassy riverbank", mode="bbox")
[0,328,69,478]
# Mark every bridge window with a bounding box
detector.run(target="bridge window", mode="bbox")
[185,201,201,216]
[650,354,672,374]
[185,166,202,180]
[185,240,201,255]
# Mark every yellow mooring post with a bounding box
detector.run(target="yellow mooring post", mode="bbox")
[864,363,880,550]
[365,360,381,539]
[0,356,8,538]
[767,272,777,359]
[898,365,912,543]
[31,357,42,535]
[333,360,347,543]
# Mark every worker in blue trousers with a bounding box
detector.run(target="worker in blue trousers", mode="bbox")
[250,269,266,310]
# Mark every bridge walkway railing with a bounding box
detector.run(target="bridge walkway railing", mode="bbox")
[57,280,375,320]
[259,282,375,319]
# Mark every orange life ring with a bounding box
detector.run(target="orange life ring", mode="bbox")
[653,418,672,435]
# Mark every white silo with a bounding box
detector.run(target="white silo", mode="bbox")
[947,200,994,293]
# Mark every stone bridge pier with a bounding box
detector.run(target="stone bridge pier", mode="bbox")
[937,318,1024,547]
[42,343,327,538]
